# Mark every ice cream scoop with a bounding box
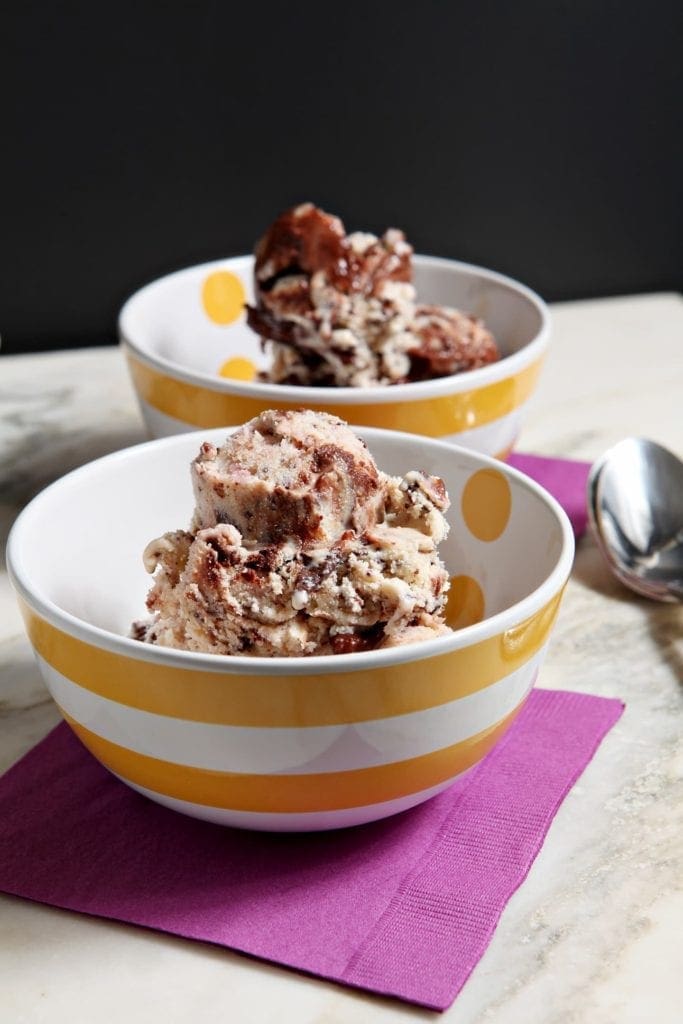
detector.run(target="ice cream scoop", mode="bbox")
[246,203,499,387]
[135,409,452,656]
[191,408,384,547]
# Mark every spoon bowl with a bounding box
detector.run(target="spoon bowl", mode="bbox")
[587,437,683,602]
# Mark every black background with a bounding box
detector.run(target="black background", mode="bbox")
[1,1,681,355]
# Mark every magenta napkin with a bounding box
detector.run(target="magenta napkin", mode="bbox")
[0,689,622,1011]
[509,452,590,538]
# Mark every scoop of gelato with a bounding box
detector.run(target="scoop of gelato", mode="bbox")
[191,408,383,547]
[246,203,499,387]
[133,409,452,657]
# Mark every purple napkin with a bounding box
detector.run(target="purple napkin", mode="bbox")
[509,452,591,538]
[0,689,622,1010]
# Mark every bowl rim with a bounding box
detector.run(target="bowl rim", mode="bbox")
[7,426,575,678]
[118,254,550,406]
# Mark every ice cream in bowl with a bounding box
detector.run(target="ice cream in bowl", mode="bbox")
[7,411,573,831]
[120,204,549,458]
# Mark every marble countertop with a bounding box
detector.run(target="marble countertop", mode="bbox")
[1,292,682,1023]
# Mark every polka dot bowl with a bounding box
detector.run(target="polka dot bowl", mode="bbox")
[7,426,574,832]
[119,255,549,458]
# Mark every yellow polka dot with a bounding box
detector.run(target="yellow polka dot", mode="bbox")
[202,271,246,325]
[445,575,485,630]
[461,468,512,541]
[218,357,257,382]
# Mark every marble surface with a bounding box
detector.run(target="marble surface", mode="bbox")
[1,292,682,1023]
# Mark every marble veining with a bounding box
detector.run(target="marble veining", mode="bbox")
[1,294,682,1023]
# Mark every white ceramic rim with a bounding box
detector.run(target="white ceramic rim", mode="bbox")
[118,254,551,405]
[7,427,575,678]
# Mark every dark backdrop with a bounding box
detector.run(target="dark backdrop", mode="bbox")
[1,1,681,355]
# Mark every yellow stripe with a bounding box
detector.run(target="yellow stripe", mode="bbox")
[61,706,519,812]
[126,353,544,436]
[21,592,562,727]
[495,444,515,461]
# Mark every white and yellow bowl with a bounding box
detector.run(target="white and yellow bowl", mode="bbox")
[7,428,573,831]
[119,256,549,458]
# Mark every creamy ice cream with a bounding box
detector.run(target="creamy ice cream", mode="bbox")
[133,409,451,657]
[246,203,499,387]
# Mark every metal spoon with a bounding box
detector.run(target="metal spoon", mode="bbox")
[587,437,683,602]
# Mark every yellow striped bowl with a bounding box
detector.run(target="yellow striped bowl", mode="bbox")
[119,255,549,458]
[7,428,573,831]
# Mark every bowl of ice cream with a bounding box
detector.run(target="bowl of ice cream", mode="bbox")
[120,204,549,458]
[8,411,573,832]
